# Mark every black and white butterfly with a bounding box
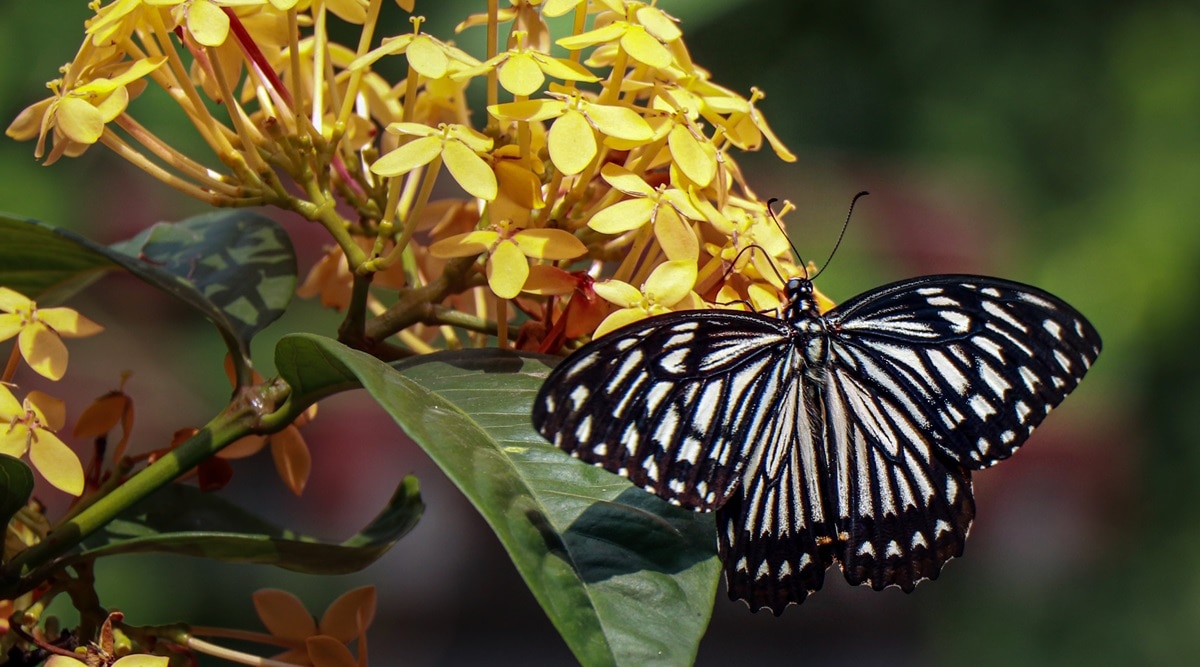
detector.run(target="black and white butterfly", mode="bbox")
[532,272,1101,614]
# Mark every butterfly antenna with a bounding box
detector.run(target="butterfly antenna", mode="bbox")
[766,198,808,278]
[811,191,869,280]
[722,242,788,287]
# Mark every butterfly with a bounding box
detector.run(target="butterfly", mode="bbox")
[531,271,1101,614]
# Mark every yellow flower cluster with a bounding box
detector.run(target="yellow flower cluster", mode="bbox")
[8,0,806,354]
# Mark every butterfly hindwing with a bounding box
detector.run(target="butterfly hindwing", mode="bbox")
[821,362,976,590]
[716,372,835,614]
[533,310,798,510]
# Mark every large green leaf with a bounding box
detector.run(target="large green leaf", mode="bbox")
[275,334,719,667]
[0,211,296,363]
[71,477,422,574]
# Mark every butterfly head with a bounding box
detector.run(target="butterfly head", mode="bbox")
[784,276,820,321]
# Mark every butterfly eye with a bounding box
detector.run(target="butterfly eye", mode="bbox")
[533,274,1100,614]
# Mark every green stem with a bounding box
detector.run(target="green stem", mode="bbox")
[2,383,287,595]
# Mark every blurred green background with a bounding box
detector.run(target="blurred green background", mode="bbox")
[0,1,1195,664]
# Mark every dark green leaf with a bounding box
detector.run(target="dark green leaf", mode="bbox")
[73,477,421,574]
[0,212,296,363]
[0,213,117,302]
[0,455,35,558]
[275,334,719,667]
[108,210,297,353]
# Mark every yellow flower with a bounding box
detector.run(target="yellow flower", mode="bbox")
[5,54,166,164]
[489,94,654,175]
[349,17,481,80]
[370,122,498,200]
[474,31,599,97]
[0,387,84,496]
[591,259,704,338]
[587,164,702,261]
[0,288,103,381]
[430,222,587,300]
[556,6,681,70]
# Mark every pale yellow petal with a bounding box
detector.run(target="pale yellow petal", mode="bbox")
[55,97,105,145]
[587,198,656,234]
[0,385,22,418]
[0,287,31,312]
[486,241,529,299]
[619,26,672,69]
[636,6,682,43]
[643,259,697,306]
[0,426,30,458]
[511,229,587,260]
[29,430,84,496]
[110,655,169,667]
[38,307,104,337]
[652,206,699,262]
[497,53,545,96]
[19,322,68,381]
[547,110,596,175]
[591,280,642,308]
[0,313,22,342]
[442,140,498,200]
[369,135,442,177]
[406,35,449,79]
[599,163,656,197]
[584,103,654,142]
[668,124,716,187]
[187,0,232,47]
[593,308,645,339]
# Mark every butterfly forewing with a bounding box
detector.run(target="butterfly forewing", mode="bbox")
[532,272,1101,615]
[533,310,798,510]
[827,275,1102,469]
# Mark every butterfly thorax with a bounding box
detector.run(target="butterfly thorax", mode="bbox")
[784,277,830,375]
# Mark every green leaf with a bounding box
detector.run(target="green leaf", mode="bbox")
[0,211,297,363]
[0,455,35,554]
[108,210,297,356]
[73,477,422,574]
[0,213,118,302]
[275,334,719,667]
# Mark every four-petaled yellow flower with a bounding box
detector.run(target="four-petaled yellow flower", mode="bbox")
[0,387,84,496]
[371,122,498,200]
[0,288,103,381]
[431,222,588,300]
[473,31,599,97]
[588,164,703,261]
[6,54,165,164]
[488,93,654,175]
[556,5,682,70]
[592,259,705,338]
